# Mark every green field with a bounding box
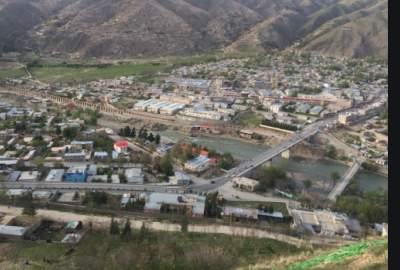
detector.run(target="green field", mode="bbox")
[30,62,169,83]
[0,67,26,80]
[1,230,303,270]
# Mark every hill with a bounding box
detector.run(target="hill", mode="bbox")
[0,0,387,59]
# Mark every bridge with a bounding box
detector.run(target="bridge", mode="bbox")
[327,158,364,201]
[191,120,331,192]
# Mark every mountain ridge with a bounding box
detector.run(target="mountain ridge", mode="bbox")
[0,0,387,59]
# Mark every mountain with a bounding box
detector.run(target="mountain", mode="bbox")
[0,0,387,59]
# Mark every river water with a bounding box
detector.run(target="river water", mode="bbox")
[160,130,387,192]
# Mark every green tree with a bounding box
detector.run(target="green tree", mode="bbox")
[62,127,79,140]
[155,134,161,144]
[330,171,341,187]
[181,215,189,233]
[160,155,174,176]
[303,180,312,189]
[121,218,132,240]
[22,203,36,216]
[325,144,338,159]
[109,218,120,235]
[204,192,220,218]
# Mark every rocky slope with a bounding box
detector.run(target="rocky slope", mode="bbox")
[0,0,387,59]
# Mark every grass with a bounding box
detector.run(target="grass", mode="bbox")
[284,239,387,270]
[225,201,290,217]
[0,67,26,80]
[30,62,169,83]
[3,230,304,270]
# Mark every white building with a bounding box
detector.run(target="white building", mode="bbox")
[184,156,210,173]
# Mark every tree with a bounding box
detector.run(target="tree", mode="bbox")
[255,166,287,192]
[160,155,174,176]
[148,133,155,142]
[204,192,220,218]
[181,215,189,233]
[62,127,79,140]
[155,134,161,145]
[121,218,132,240]
[330,171,341,187]
[109,218,120,235]
[325,144,338,159]
[219,153,234,170]
[23,203,36,216]
[140,153,152,166]
[303,180,312,189]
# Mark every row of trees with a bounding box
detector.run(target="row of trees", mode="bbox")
[261,119,298,131]
[118,126,160,144]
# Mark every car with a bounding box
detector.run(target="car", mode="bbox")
[211,180,215,184]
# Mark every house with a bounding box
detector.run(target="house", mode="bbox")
[45,169,64,182]
[291,210,355,237]
[0,225,27,239]
[114,140,129,154]
[169,171,191,185]
[184,156,210,173]
[87,175,108,182]
[64,151,87,162]
[144,193,205,217]
[93,151,108,160]
[239,129,254,139]
[124,168,144,184]
[6,171,21,182]
[232,177,259,192]
[64,166,87,182]
[19,171,39,182]
[64,221,83,233]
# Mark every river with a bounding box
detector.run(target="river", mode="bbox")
[160,130,387,192]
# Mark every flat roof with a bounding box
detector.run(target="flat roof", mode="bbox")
[0,225,27,236]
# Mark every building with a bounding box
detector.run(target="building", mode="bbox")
[114,140,129,154]
[64,151,87,162]
[124,167,144,184]
[64,166,87,182]
[232,177,259,192]
[179,108,222,121]
[338,112,359,125]
[309,106,324,115]
[291,209,358,237]
[222,206,258,221]
[45,169,65,182]
[184,156,210,173]
[270,103,282,114]
[144,193,206,217]
[6,171,21,182]
[0,225,27,239]
[70,141,94,151]
[169,171,191,185]
[239,129,254,139]
[19,171,39,182]
[93,151,109,160]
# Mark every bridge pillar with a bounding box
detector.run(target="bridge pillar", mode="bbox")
[281,149,290,159]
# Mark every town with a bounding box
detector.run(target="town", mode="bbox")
[0,51,388,268]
